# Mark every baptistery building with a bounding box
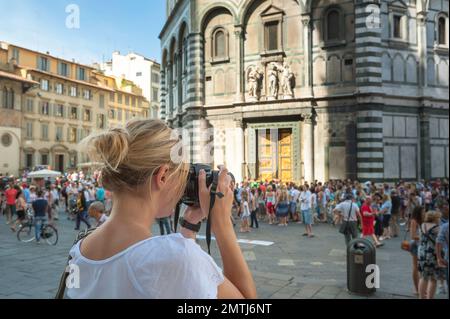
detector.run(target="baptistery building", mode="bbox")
[160,0,449,183]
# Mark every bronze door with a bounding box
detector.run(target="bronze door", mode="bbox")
[257,128,293,182]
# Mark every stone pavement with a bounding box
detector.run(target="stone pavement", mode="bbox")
[0,210,447,299]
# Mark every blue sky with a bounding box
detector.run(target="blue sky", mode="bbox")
[0,0,166,65]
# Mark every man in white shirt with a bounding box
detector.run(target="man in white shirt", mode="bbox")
[83,186,92,211]
[334,194,362,245]
[300,186,314,238]
[50,184,60,220]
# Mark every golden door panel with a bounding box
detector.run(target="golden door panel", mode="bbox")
[280,170,292,182]
[257,128,293,181]
[260,145,273,156]
[279,144,291,157]
[259,159,273,170]
[280,157,291,168]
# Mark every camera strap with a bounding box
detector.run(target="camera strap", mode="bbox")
[173,175,220,255]
[206,179,218,255]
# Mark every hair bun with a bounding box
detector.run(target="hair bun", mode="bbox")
[81,127,130,172]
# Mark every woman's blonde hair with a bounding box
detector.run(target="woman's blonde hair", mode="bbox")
[279,190,288,202]
[80,119,188,199]
[424,210,441,224]
[241,190,249,202]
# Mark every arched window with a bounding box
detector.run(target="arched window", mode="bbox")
[215,30,226,58]
[322,6,345,47]
[211,28,229,62]
[327,10,340,41]
[438,16,447,45]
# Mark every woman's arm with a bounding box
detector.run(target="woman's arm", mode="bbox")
[410,220,420,241]
[197,169,256,299]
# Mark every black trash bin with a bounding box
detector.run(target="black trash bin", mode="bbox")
[347,238,377,295]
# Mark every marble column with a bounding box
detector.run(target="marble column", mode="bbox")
[231,119,245,182]
[185,32,205,108]
[301,14,313,97]
[356,110,384,181]
[160,68,166,120]
[302,111,315,183]
[417,11,428,91]
[354,0,383,94]
[419,109,431,180]
[177,49,183,114]
[167,62,173,119]
[234,26,245,103]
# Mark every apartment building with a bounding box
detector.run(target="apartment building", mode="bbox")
[0,41,150,176]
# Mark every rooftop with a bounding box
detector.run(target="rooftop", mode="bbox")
[1,41,96,71]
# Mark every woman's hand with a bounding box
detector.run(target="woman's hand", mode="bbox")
[197,167,233,233]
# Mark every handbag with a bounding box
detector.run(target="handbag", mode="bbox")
[339,203,353,235]
[401,228,412,251]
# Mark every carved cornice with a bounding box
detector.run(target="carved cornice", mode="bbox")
[301,108,317,124]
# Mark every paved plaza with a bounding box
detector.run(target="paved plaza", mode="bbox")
[0,210,447,299]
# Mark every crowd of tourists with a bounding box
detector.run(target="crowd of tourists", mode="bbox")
[231,177,448,299]
[0,172,110,242]
[0,172,448,298]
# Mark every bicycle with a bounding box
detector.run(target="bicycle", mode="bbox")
[17,209,59,245]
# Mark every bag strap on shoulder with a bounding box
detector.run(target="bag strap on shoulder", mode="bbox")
[346,202,353,221]
[55,228,97,299]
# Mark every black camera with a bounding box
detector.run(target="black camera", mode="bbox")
[181,164,235,207]
[181,164,218,207]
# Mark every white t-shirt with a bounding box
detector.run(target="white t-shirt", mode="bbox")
[290,189,300,202]
[67,233,224,299]
[299,191,312,210]
[51,189,59,201]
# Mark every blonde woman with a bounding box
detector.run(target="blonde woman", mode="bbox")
[418,211,442,299]
[275,189,289,226]
[66,120,256,299]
